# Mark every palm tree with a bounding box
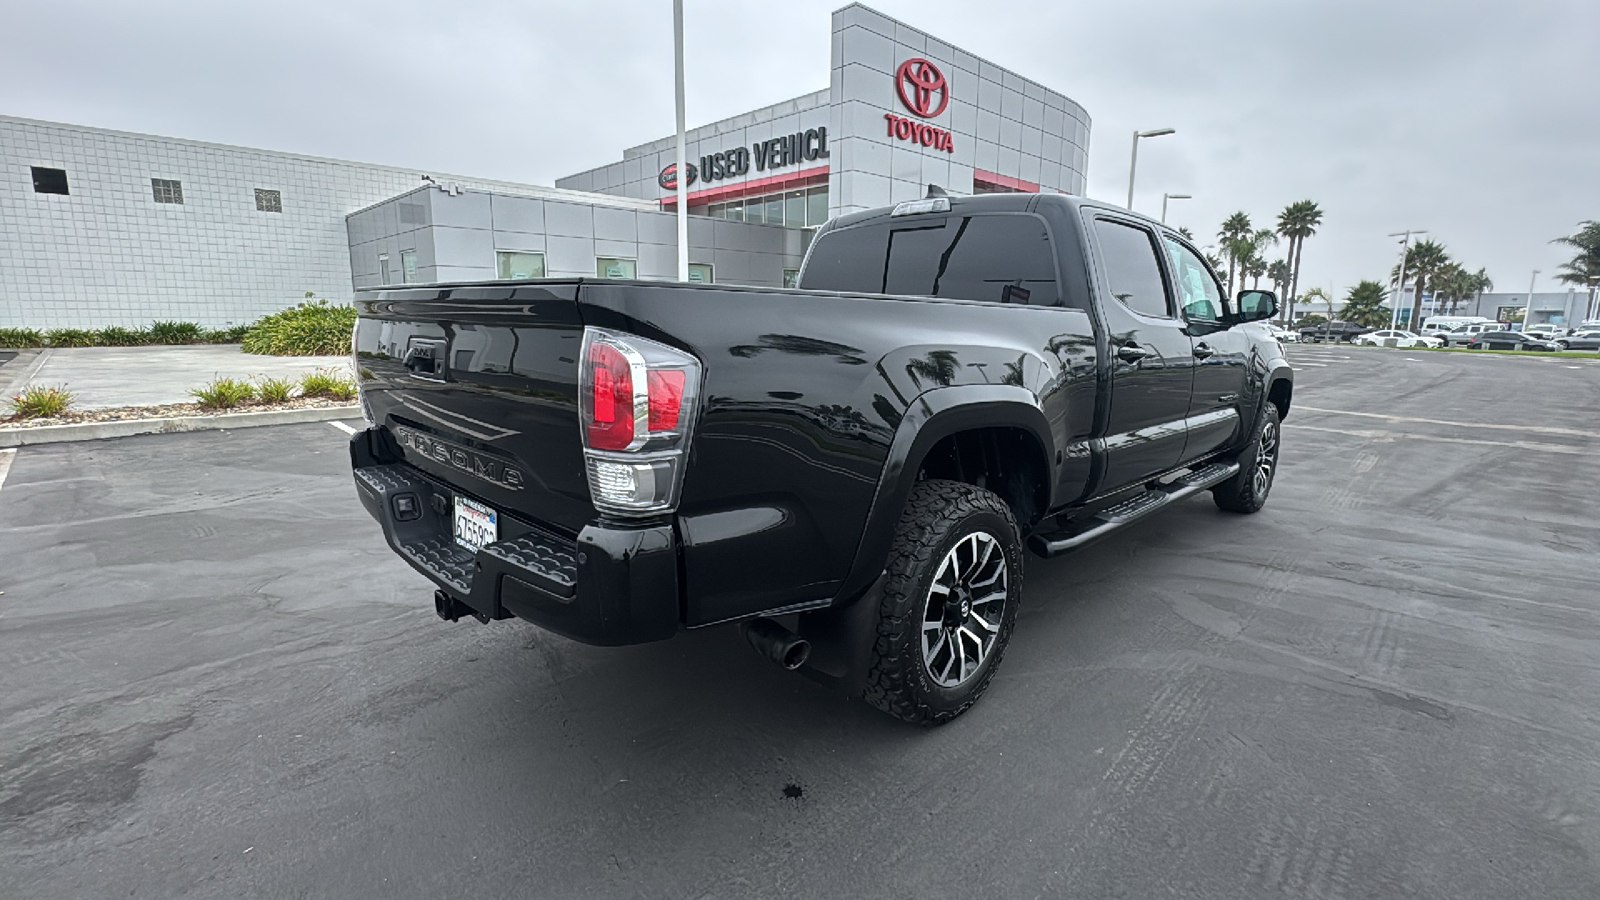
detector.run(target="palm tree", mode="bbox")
[1338,280,1392,329]
[1276,200,1324,323]
[1247,229,1278,288]
[1393,239,1450,331]
[1268,259,1291,299]
[1552,221,1600,318]
[1467,267,1494,314]
[1431,261,1466,315]
[1218,212,1252,296]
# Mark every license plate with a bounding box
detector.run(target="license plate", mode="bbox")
[453,495,498,553]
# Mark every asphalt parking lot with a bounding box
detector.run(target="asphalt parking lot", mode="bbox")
[3,347,1598,899]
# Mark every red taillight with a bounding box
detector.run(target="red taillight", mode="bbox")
[647,370,685,431]
[586,341,634,450]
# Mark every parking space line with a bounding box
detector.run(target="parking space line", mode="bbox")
[1296,405,1600,439]
[1288,424,1590,456]
[327,421,358,436]
[0,448,14,495]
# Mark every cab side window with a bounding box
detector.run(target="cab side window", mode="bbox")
[1092,219,1171,318]
[1163,237,1225,322]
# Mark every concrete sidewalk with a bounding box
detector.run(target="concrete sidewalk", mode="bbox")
[3,345,352,409]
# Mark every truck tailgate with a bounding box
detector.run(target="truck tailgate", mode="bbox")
[354,283,592,536]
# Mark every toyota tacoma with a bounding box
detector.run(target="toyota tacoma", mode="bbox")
[348,191,1293,725]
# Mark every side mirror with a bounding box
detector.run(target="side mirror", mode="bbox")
[1235,289,1278,323]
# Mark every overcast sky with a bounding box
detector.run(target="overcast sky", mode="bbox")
[4,0,1597,302]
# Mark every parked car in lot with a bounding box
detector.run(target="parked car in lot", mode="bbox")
[1298,321,1372,343]
[1353,329,1441,348]
[346,192,1294,725]
[1262,323,1299,343]
[1466,331,1560,351]
[1439,322,1511,347]
[1553,329,1600,350]
[1522,323,1564,339]
[1419,315,1492,339]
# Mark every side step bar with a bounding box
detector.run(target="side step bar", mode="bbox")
[1027,462,1240,558]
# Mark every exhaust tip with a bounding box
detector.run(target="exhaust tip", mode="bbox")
[741,617,811,671]
[780,638,811,670]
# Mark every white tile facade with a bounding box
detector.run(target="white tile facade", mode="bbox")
[0,116,607,328]
[2,4,1089,328]
[827,3,1090,217]
[348,187,808,289]
[556,3,1091,220]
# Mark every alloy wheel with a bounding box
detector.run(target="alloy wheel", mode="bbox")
[1254,419,1279,497]
[922,531,1008,688]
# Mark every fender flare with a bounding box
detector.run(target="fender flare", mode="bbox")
[1264,361,1294,421]
[832,383,1057,603]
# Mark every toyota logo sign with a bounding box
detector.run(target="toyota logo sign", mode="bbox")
[895,58,948,119]
[658,162,698,191]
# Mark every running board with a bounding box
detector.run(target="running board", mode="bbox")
[1027,462,1240,558]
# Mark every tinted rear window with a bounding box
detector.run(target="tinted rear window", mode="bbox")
[800,214,1059,306]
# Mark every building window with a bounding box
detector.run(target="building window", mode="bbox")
[597,257,636,279]
[255,188,282,213]
[687,263,713,284]
[31,167,69,195]
[806,189,828,227]
[703,185,828,228]
[378,254,391,285]
[496,251,546,280]
[400,249,418,283]
[150,178,184,204]
[783,269,801,289]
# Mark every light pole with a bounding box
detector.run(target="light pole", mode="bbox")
[1521,269,1539,329]
[1160,193,1191,224]
[672,0,689,282]
[1387,230,1425,329]
[1126,128,1175,210]
[1587,276,1599,322]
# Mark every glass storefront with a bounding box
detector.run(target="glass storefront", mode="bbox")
[700,185,828,228]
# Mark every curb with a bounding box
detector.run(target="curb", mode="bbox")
[0,404,362,448]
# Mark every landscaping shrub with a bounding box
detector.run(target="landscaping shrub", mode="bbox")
[202,325,251,344]
[190,377,256,410]
[242,298,356,356]
[45,328,96,348]
[8,384,75,419]
[148,321,203,344]
[0,328,45,348]
[298,368,357,401]
[95,325,152,346]
[254,375,296,404]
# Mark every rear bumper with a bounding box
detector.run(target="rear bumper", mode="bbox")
[349,430,679,646]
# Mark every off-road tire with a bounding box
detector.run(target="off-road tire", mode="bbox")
[862,479,1024,726]
[1213,402,1281,514]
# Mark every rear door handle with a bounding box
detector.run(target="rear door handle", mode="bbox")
[1192,342,1215,359]
[1117,343,1151,363]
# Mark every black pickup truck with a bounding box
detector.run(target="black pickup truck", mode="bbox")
[348,192,1292,724]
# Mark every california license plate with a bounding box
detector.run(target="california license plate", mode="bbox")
[453,495,498,553]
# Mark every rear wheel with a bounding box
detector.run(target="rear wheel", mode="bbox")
[863,480,1024,726]
[1213,402,1281,514]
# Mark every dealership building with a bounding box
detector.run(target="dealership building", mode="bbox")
[1,3,1091,329]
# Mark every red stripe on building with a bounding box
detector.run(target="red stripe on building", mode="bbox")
[660,165,831,208]
[972,168,1039,193]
